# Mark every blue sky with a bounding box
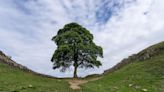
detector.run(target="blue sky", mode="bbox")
[0,0,164,77]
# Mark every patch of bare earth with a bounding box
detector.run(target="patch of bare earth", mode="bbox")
[68,77,101,89]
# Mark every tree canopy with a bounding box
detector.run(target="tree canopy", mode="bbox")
[51,23,103,78]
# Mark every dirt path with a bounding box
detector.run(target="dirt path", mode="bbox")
[67,77,101,89]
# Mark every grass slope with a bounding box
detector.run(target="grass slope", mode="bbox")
[81,52,164,92]
[0,63,77,92]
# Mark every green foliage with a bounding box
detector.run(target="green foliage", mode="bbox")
[51,23,103,77]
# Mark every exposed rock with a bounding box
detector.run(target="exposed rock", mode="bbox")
[142,88,148,92]
[128,84,133,87]
[28,84,33,88]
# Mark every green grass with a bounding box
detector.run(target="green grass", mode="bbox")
[81,53,164,92]
[0,63,78,92]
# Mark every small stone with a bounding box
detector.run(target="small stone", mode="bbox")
[142,88,148,92]
[128,84,133,87]
[28,84,33,88]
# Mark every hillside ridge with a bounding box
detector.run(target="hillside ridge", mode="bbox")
[104,41,164,74]
[0,51,55,78]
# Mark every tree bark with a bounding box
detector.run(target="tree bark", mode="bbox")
[73,42,78,78]
[73,63,78,78]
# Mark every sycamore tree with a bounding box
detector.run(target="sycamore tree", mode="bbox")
[51,23,103,78]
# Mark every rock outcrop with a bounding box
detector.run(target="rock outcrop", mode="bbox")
[0,51,29,70]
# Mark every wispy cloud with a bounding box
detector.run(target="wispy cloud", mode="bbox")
[0,0,164,77]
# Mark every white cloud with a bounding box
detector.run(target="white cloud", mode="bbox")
[0,0,164,77]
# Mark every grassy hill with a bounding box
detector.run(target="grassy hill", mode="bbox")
[0,41,164,92]
[0,61,78,92]
[81,46,164,92]
[0,51,77,92]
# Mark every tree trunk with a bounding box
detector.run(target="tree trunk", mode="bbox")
[73,65,78,78]
[73,61,78,78]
